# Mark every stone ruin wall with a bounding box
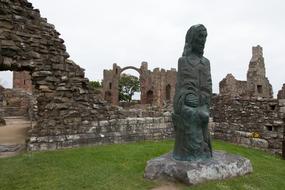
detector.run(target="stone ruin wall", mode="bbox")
[0,0,175,151]
[29,115,174,151]
[219,74,247,97]
[220,45,273,98]
[0,0,118,150]
[13,70,32,93]
[151,67,177,106]
[212,95,284,154]
[215,45,284,154]
[247,46,273,98]
[1,0,283,152]
[102,62,176,107]
[0,88,34,118]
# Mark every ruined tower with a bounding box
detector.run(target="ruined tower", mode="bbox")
[219,45,273,98]
[246,45,273,98]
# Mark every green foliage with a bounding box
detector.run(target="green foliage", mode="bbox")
[89,80,102,90]
[0,140,284,190]
[119,74,140,102]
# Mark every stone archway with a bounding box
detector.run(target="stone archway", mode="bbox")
[102,62,149,105]
[118,66,142,104]
[102,62,177,106]
[120,66,141,75]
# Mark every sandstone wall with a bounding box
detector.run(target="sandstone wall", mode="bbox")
[13,71,32,93]
[1,88,34,118]
[219,74,247,97]
[28,116,174,151]
[102,62,176,107]
[247,46,273,98]
[212,96,284,154]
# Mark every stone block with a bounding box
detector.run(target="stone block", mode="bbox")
[279,107,285,113]
[144,151,253,186]
[251,138,268,148]
[278,99,285,106]
[240,137,251,145]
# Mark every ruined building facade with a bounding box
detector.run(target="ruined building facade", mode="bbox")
[102,62,176,107]
[0,0,176,150]
[212,95,284,154]
[213,46,284,155]
[13,71,32,93]
[220,45,273,98]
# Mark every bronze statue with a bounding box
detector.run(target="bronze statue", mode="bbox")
[172,24,212,161]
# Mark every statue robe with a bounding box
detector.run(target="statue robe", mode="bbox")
[172,54,212,161]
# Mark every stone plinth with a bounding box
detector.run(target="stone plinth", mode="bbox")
[144,151,253,185]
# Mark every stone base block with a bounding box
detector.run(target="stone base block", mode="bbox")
[144,151,253,185]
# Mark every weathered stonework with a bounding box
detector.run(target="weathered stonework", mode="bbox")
[219,74,247,97]
[102,62,176,107]
[0,88,34,118]
[277,84,285,99]
[278,92,285,158]
[220,45,273,98]
[0,0,117,149]
[214,46,284,155]
[13,71,32,93]
[28,116,174,151]
[144,151,253,185]
[212,95,284,154]
[1,0,282,155]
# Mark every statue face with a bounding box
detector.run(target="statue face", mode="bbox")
[191,29,207,55]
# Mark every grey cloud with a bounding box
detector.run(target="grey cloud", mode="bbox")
[1,0,284,96]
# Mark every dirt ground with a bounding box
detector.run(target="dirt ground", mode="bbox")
[0,117,31,145]
[152,185,180,190]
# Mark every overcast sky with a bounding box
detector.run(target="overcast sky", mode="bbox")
[1,0,284,96]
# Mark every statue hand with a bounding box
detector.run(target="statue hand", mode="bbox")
[199,106,210,123]
[199,109,209,124]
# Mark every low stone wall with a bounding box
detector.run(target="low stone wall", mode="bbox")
[212,96,284,154]
[27,116,174,151]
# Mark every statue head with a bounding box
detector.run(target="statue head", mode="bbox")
[183,24,207,57]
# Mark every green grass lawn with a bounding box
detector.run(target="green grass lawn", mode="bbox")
[0,140,284,190]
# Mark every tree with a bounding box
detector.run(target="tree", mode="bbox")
[89,80,102,90]
[119,74,140,102]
